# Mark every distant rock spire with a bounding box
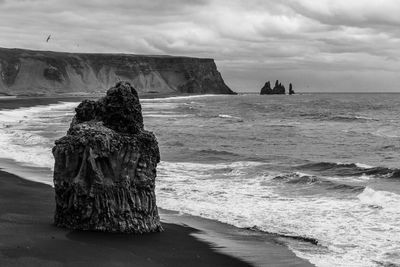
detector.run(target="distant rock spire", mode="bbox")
[273,80,285,94]
[289,83,295,95]
[260,81,272,94]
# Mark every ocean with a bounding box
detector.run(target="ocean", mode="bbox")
[0,93,400,267]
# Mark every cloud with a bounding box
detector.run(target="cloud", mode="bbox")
[0,0,399,92]
[288,0,400,27]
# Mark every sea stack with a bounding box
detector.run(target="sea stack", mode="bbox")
[289,83,295,95]
[260,81,272,95]
[260,80,285,95]
[52,81,163,233]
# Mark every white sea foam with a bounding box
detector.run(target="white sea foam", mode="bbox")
[294,171,312,177]
[141,94,221,102]
[355,163,375,169]
[358,187,400,210]
[0,102,78,168]
[156,161,400,267]
[218,114,233,118]
[354,115,375,121]
[336,162,375,169]
[218,114,243,121]
[373,127,400,138]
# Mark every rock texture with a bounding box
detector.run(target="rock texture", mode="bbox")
[260,80,286,95]
[52,82,163,233]
[0,47,235,96]
[260,81,272,95]
[289,83,295,95]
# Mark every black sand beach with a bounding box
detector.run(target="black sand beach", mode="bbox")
[0,169,313,267]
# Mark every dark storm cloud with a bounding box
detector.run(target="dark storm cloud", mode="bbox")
[0,0,399,92]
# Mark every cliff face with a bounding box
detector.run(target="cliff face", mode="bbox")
[0,47,234,96]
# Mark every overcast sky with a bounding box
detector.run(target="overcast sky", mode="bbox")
[1,0,399,92]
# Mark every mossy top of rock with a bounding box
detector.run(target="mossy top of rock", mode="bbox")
[73,82,144,134]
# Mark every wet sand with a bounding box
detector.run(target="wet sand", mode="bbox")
[0,169,313,267]
[0,92,200,109]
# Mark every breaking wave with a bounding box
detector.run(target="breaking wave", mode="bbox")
[329,115,376,122]
[358,187,400,210]
[141,94,221,102]
[298,161,400,179]
[245,225,320,245]
[218,114,243,121]
[272,172,365,193]
[299,112,377,122]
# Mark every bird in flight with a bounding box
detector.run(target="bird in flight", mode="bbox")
[46,35,51,42]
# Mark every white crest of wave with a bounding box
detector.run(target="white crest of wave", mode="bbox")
[294,171,313,177]
[358,187,400,210]
[355,163,375,169]
[218,114,243,121]
[141,94,221,102]
[336,162,375,170]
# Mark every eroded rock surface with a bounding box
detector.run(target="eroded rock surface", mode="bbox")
[52,81,162,233]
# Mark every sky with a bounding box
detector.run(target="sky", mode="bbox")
[0,0,399,92]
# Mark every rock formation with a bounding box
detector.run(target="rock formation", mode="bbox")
[260,81,272,95]
[52,81,163,233]
[273,80,286,94]
[260,80,286,95]
[289,83,295,95]
[0,47,235,96]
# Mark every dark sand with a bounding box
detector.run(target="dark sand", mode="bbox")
[0,171,314,267]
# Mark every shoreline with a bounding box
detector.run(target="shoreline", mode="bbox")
[0,92,216,100]
[0,168,313,266]
[0,93,225,110]
[0,94,314,266]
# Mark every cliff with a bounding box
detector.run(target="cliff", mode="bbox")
[52,82,163,233]
[0,47,235,96]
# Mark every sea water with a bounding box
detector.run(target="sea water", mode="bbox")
[1,93,400,267]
